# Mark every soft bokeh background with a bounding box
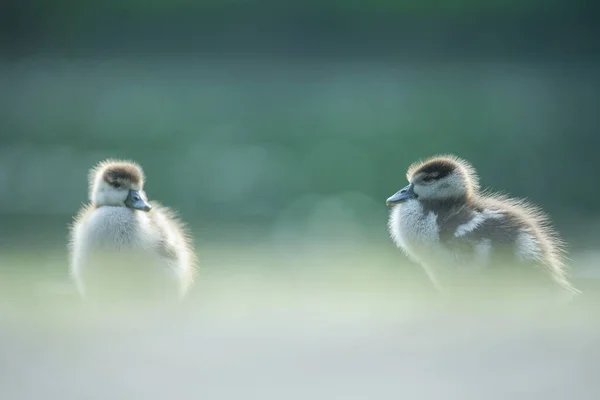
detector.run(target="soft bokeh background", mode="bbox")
[1,2,600,399]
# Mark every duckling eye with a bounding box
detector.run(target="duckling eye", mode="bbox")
[110,181,121,189]
[422,176,436,184]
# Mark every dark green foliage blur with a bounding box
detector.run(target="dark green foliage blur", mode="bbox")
[0,1,599,252]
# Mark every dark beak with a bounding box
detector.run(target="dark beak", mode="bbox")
[125,190,152,212]
[386,183,417,206]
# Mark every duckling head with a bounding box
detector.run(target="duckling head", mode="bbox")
[386,154,480,206]
[88,159,152,212]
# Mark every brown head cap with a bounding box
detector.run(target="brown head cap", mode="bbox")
[407,154,480,195]
[88,159,145,195]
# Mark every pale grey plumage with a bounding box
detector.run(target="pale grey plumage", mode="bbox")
[69,159,197,304]
[387,154,579,299]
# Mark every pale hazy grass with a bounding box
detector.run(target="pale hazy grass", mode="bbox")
[1,243,599,400]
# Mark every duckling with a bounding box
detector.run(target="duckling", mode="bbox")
[68,159,196,304]
[386,154,579,300]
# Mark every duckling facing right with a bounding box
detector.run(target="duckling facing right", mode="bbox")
[386,154,579,301]
[68,159,197,305]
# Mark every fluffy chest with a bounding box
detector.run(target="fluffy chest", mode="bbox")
[388,201,495,270]
[388,200,440,248]
[81,207,158,250]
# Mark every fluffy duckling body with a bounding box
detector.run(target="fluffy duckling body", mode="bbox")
[386,154,578,300]
[69,159,196,304]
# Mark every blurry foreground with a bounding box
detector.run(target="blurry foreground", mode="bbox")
[1,243,599,400]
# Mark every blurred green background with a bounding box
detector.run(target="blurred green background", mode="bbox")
[0,0,599,273]
[2,4,600,399]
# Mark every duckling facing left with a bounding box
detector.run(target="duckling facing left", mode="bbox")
[386,154,579,301]
[68,159,197,304]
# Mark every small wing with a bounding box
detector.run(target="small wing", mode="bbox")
[148,201,198,289]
